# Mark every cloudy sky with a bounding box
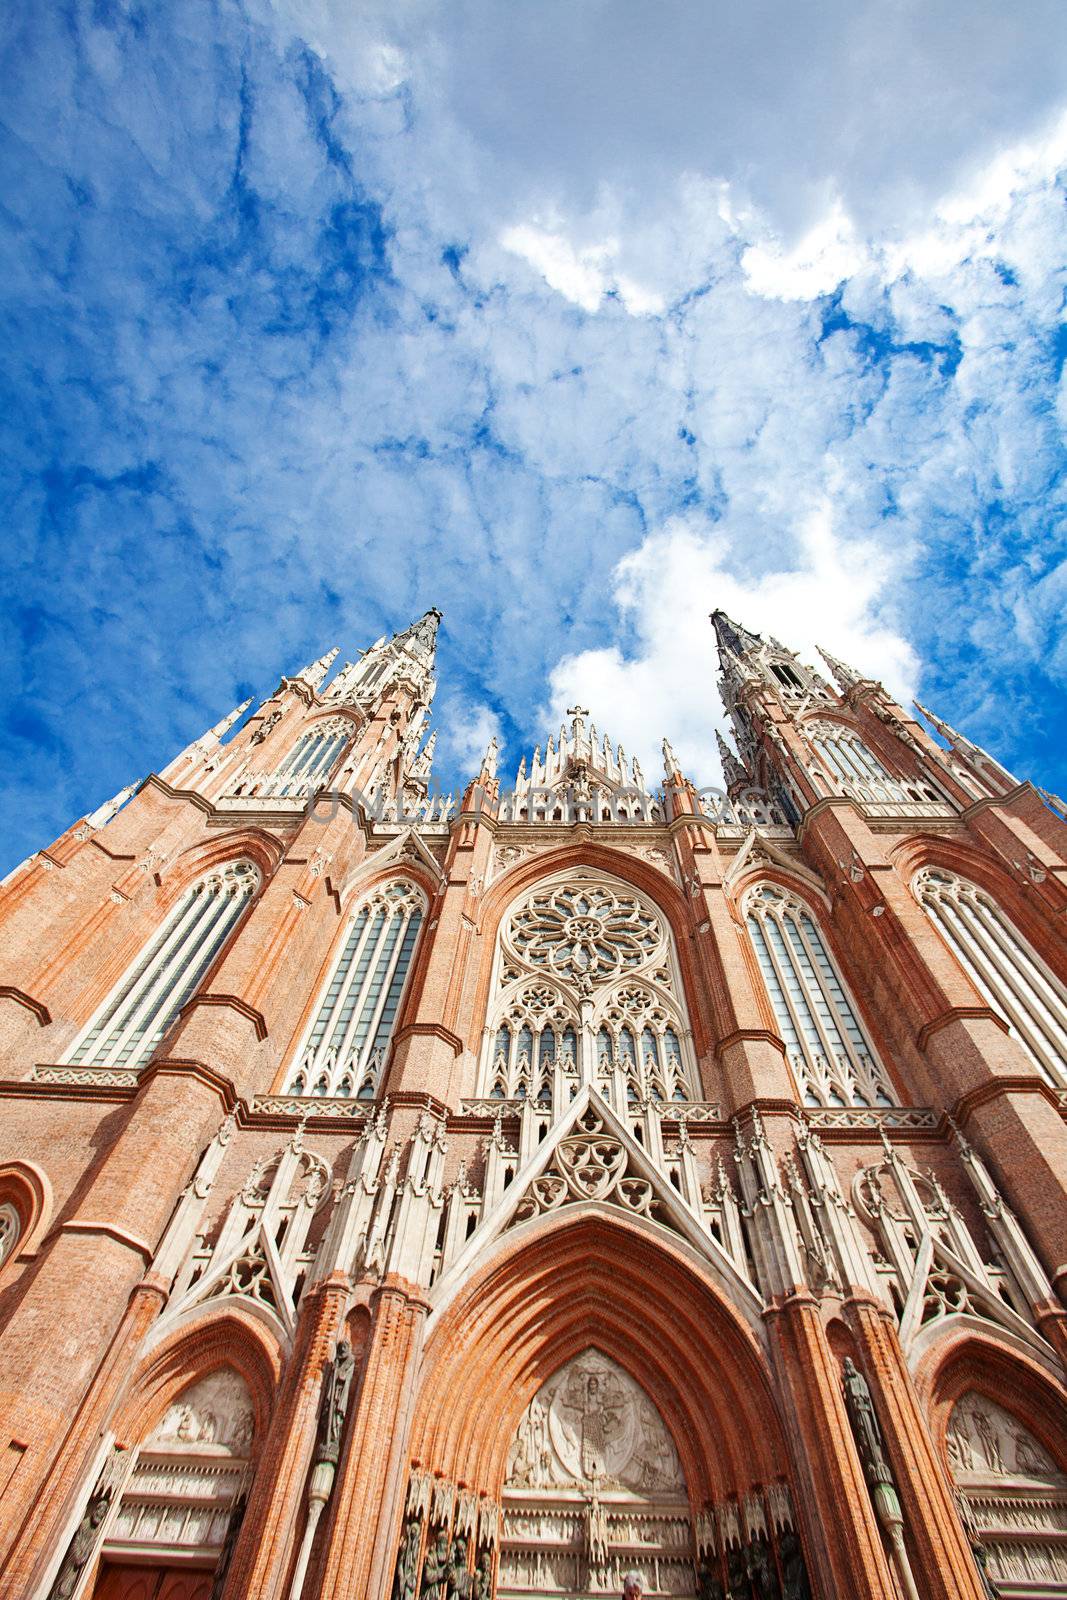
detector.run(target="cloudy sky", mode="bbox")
[2,0,1067,869]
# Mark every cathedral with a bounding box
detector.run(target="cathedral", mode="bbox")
[0,605,1065,1600]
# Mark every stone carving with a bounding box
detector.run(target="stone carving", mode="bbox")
[948,1394,1064,1483]
[394,1516,424,1600]
[148,1369,255,1455]
[506,1350,683,1495]
[506,884,662,989]
[421,1529,451,1600]
[316,1340,358,1465]
[250,707,282,744]
[48,1455,121,1600]
[841,1359,892,1489]
[511,1103,675,1229]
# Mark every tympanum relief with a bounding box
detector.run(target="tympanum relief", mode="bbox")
[103,1369,254,1569]
[499,1349,693,1600]
[947,1392,1067,1595]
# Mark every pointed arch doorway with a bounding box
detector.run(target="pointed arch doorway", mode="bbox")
[498,1348,695,1600]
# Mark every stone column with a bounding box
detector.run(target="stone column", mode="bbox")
[844,1297,987,1600]
[221,1278,350,1600]
[765,1291,898,1600]
[312,1281,428,1600]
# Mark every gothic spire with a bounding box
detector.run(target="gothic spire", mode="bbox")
[710,609,764,670]
[816,645,865,692]
[294,646,340,693]
[715,729,750,792]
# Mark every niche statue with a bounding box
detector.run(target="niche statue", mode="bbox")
[421,1529,451,1600]
[48,1485,113,1599]
[696,1556,725,1600]
[841,1358,893,1489]
[316,1339,357,1466]
[392,1517,423,1600]
[778,1529,812,1600]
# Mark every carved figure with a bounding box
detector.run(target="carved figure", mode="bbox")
[447,1539,472,1600]
[841,1358,893,1488]
[317,1339,357,1465]
[972,1407,1003,1474]
[778,1530,812,1600]
[421,1530,450,1600]
[250,708,282,744]
[724,1545,748,1599]
[392,1517,423,1600]
[747,1532,781,1600]
[49,1489,112,1599]
[696,1557,726,1600]
[471,1549,493,1600]
[586,1480,609,1568]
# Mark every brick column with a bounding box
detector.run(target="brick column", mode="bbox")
[312,1281,427,1600]
[765,1291,898,1600]
[222,1278,349,1600]
[0,1069,229,1570]
[844,1297,987,1600]
[0,1281,164,1597]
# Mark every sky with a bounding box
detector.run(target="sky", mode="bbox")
[2,0,1067,871]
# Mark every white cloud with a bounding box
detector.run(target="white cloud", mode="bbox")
[436,698,502,781]
[546,506,919,790]
[741,202,867,302]
[500,221,665,316]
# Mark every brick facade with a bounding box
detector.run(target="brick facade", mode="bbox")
[0,609,1064,1600]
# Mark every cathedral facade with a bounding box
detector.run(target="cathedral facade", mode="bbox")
[0,607,1065,1600]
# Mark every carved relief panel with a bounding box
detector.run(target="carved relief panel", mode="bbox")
[946,1392,1067,1595]
[499,1349,693,1600]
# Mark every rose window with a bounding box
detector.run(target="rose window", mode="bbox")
[507,884,661,986]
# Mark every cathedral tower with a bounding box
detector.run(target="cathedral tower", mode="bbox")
[0,606,1064,1600]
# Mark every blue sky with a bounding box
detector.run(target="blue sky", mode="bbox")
[2,0,1067,872]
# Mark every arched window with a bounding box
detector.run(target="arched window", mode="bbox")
[273,718,351,796]
[806,720,894,785]
[914,868,1067,1087]
[481,873,697,1107]
[286,878,425,1098]
[0,1203,20,1270]
[744,882,896,1107]
[66,860,260,1071]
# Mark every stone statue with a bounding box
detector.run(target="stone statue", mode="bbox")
[586,1480,609,1569]
[724,1545,748,1600]
[471,1548,493,1600]
[392,1516,423,1600]
[447,1538,472,1600]
[778,1530,812,1600]
[49,1487,113,1599]
[842,1358,893,1488]
[421,1529,450,1600]
[250,708,282,744]
[747,1532,781,1600]
[317,1339,357,1465]
[696,1556,726,1600]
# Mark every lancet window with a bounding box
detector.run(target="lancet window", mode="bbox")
[66,860,260,1072]
[806,720,895,785]
[743,882,896,1107]
[273,718,351,796]
[914,868,1067,1087]
[481,873,697,1107]
[286,877,425,1098]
